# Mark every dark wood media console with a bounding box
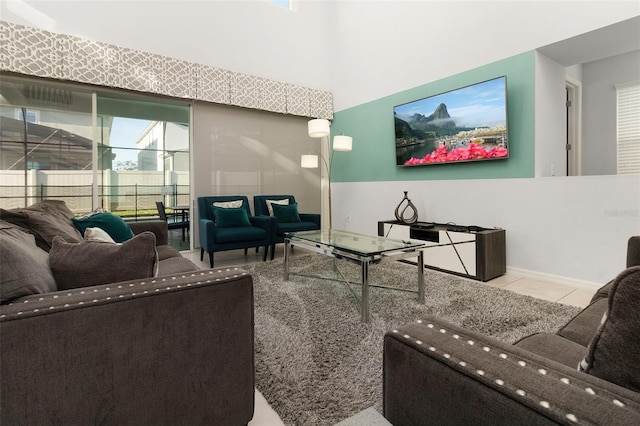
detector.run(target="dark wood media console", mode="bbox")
[378,220,506,281]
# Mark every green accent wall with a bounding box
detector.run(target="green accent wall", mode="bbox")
[330,51,535,182]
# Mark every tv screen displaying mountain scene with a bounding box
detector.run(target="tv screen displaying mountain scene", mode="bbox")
[394,76,509,166]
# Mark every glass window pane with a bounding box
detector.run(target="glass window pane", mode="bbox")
[0,76,93,211]
[97,92,190,227]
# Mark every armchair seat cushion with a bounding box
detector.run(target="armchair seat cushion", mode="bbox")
[277,221,320,236]
[216,226,266,244]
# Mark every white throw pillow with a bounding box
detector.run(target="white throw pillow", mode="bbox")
[212,200,243,209]
[266,199,289,216]
[84,227,117,244]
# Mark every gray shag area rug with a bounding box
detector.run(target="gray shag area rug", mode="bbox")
[242,255,583,426]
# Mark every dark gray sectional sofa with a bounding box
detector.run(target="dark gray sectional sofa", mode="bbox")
[0,200,255,425]
[384,236,640,425]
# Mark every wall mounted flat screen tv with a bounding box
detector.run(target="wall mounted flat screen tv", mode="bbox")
[394,76,508,166]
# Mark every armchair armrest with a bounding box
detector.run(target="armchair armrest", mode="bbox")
[384,316,640,425]
[129,220,169,245]
[1,268,255,425]
[249,215,276,238]
[299,213,321,227]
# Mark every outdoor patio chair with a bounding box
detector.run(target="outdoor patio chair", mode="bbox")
[156,201,189,241]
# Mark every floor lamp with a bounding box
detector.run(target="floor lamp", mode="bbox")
[302,119,352,231]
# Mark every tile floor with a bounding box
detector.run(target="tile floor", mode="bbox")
[179,243,596,426]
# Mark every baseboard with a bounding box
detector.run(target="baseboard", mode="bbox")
[505,266,602,292]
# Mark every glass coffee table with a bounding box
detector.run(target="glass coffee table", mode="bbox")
[284,229,427,323]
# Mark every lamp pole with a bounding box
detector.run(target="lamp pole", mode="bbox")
[320,134,332,231]
[304,147,332,231]
[305,119,352,233]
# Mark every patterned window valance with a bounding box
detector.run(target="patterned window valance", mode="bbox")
[0,20,333,119]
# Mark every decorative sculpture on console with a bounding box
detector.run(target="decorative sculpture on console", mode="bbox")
[394,191,419,224]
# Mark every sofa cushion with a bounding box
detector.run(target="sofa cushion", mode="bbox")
[514,333,587,368]
[0,220,57,303]
[579,266,640,392]
[589,279,614,304]
[0,200,83,251]
[557,298,608,347]
[156,244,182,261]
[71,212,135,243]
[272,203,301,223]
[157,257,200,276]
[213,206,251,228]
[48,232,158,290]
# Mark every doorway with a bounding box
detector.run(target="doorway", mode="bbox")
[565,77,582,176]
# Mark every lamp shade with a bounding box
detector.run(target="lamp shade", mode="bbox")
[301,154,319,168]
[308,119,330,138]
[333,135,352,151]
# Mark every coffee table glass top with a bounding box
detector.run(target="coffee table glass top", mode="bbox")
[286,229,425,256]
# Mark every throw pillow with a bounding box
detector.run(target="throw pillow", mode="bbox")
[0,220,57,303]
[266,199,289,216]
[71,212,135,243]
[84,227,117,244]
[578,266,640,392]
[212,206,251,228]
[0,199,83,251]
[212,200,243,209]
[48,232,158,290]
[272,203,301,223]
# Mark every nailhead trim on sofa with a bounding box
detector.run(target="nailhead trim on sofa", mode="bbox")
[0,268,248,320]
[390,319,634,424]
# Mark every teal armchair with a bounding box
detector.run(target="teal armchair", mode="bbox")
[253,195,321,260]
[197,196,274,267]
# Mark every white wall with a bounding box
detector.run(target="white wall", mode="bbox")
[334,176,640,287]
[582,50,640,175]
[0,0,332,91]
[535,51,569,177]
[330,1,639,112]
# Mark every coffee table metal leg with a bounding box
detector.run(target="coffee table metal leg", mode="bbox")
[284,238,290,280]
[361,260,370,323]
[417,250,425,303]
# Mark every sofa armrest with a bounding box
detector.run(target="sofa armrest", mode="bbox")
[627,236,640,268]
[384,316,640,425]
[129,220,169,245]
[1,268,255,425]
